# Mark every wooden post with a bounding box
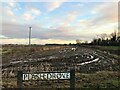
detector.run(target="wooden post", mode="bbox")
[17,71,23,89]
[29,27,32,45]
[70,69,75,90]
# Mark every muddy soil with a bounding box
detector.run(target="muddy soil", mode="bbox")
[1,45,120,89]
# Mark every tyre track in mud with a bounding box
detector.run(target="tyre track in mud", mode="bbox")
[2,46,119,74]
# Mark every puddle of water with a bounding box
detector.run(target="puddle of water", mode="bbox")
[71,48,76,51]
[48,56,58,59]
[90,55,94,59]
[77,58,99,66]
[10,61,22,64]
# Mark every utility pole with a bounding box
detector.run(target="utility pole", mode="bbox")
[29,27,32,45]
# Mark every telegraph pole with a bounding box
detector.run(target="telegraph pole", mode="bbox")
[29,27,32,45]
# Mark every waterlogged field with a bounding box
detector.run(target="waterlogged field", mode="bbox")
[1,45,120,89]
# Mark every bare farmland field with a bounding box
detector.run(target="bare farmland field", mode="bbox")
[1,45,120,89]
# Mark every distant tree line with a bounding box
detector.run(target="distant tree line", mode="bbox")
[90,31,120,46]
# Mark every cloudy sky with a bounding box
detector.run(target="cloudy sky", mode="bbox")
[0,0,118,44]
